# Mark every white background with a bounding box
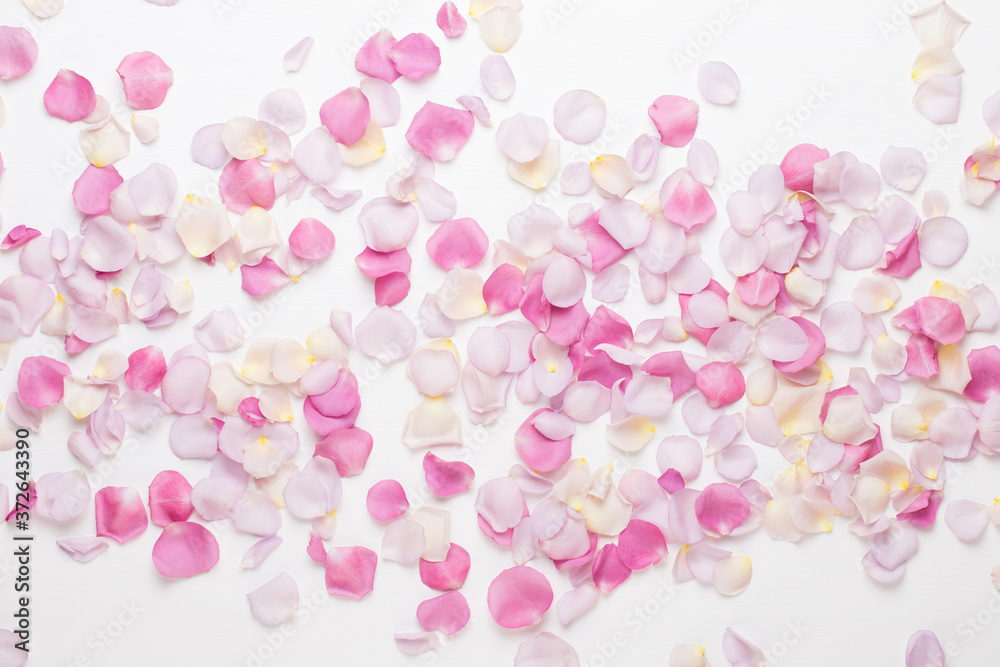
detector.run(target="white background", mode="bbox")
[1,0,1000,665]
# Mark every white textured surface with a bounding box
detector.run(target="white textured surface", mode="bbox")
[0,0,998,665]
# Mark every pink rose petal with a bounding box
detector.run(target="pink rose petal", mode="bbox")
[0,27,37,79]
[43,69,96,122]
[117,51,174,110]
[95,486,149,544]
[406,102,475,161]
[320,87,371,145]
[152,521,219,578]
[487,565,553,628]
[325,545,378,600]
[148,470,193,527]
[417,590,470,635]
[388,33,441,80]
[648,95,698,147]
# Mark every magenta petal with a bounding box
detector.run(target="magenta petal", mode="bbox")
[484,263,525,315]
[648,95,698,147]
[695,361,745,409]
[966,346,1000,401]
[780,143,830,193]
[241,257,290,297]
[152,521,219,578]
[43,69,97,122]
[325,545,378,600]
[592,543,632,593]
[73,165,124,215]
[117,51,174,110]
[148,470,193,527]
[905,630,946,667]
[387,32,441,80]
[406,102,475,161]
[514,408,573,472]
[95,486,149,544]
[367,479,409,521]
[320,87,371,145]
[437,1,467,37]
[17,356,71,408]
[0,27,38,79]
[315,427,373,477]
[905,333,938,379]
[125,345,167,392]
[426,218,489,269]
[487,565,554,628]
[420,543,471,590]
[289,218,335,260]
[423,452,475,497]
[355,29,400,83]
[356,247,412,278]
[695,483,751,536]
[660,169,717,230]
[220,158,276,213]
[618,519,668,570]
[417,590,470,635]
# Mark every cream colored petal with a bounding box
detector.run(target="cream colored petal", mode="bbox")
[175,195,232,258]
[712,555,752,596]
[242,337,279,384]
[62,376,109,420]
[222,116,267,160]
[259,387,294,422]
[479,6,522,52]
[763,499,804,542]
[581,487,632,536]
[80,117,130,167]
[860,450,911,492]
[926,343,971,394]
[468,0,523,19]
[436,269,487,320]
[209,361,255,414]
[590,154,634,198]
[507,138,560,189]
[605,415,655,452]
[552,459,591,508]
[92,348,127,381]
[745,365,778,406]
[669,644,709,667]
[270,339,313,384]
[772,377,826,436]
[911,42,963,82]
[852,275,900,313]
[890,404,929,442]
[165,279,194,314]
[340,119,385,167]
[235,207,283,259]
[401,397,463,449]
[823,394,878,445]
[305,325,349,366]
[40,295,75,337]
[849,476,890,524]
[909,2,969,49]
[131,114,159,144]
[411,507,451,562]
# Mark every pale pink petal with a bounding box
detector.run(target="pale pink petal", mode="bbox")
[382,518,426,564]
[697,61,739,105]
[73,165,123,215]
[905,630,946,667]
[557,585,599,626]
[722,628,765,666]
[598,197,651,249]
[695,483,751,536]
[359,77,400,127]
[160,356,210,415]
[80,216,135,271]
[488,566,553,628]
[293,127,342,183]
[418,591,470,635]
[592,263,629,302]
[919,216,967,266]
[152,521,219,578]
[648,95,698,147]
[43,69,96,122]
[394,633,440,655]
[912,74,961,124]
[515,633,580,667]
[481,54,514,100]
[387,32,441,80]
[95,486,148,544]
[356,307,415,363]
[457,94,491,124]
[496,112,548,162]
[840,162,880,210]
[476,477,524,532]
[414,177,457,221]
[716,444,758,481]
[0,27,37,79]
[358,197,418,252]
[117,51,173,110]
[258,88,306,135]
[356,247,412,277]
[880,146,927,191]
[57,536,109,563]
[944,499,992,540]
[283,36,313,72]
[406,102,475,161]
[325,545,377,599]
[554,89,606,143]
[837,214,885,269]
[191,123,228,168]
[247,572,299,626]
